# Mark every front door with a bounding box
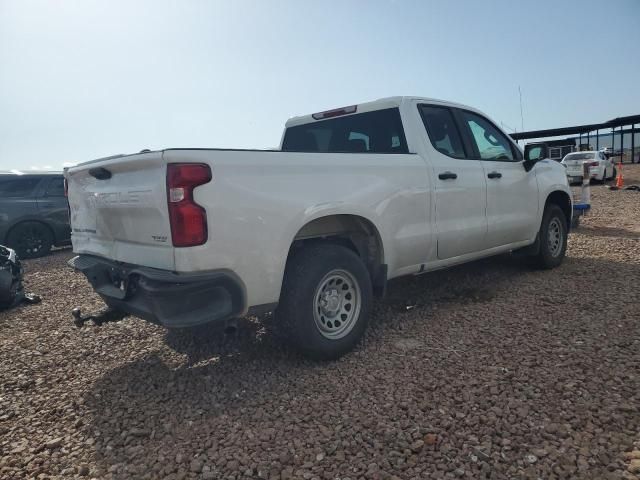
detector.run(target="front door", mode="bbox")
[418,104,487,259]
[457,110,539,247]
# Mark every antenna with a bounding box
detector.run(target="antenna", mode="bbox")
[518,86,524,131]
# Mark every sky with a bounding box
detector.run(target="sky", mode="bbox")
[1,0,639,170]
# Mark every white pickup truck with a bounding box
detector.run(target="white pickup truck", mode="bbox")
[66,96,572,359]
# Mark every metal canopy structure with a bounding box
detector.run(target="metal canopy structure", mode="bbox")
[510,114,640,141]
[510,114,640,163]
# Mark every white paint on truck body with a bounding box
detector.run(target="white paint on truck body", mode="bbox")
[163,148,431,307]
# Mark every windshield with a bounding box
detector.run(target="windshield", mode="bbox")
[564,152,596,161]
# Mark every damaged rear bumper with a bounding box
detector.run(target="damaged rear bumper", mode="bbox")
[68,255,245,328]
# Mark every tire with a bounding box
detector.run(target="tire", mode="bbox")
[530,204,568,269]
[0,260,23,310]
[6,222,53,259]
[276,244,372,360]
[611,167,617,181]
[0,281,18,310]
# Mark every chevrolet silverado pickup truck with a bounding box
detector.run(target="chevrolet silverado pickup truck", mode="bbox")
[66,96,572,359]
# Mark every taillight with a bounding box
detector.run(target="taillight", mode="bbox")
[166,163,212,247]
[588,162,599,167]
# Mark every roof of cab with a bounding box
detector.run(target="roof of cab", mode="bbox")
[0,170,62,176]
[284,96,475,128]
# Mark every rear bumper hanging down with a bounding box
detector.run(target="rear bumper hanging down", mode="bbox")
[68,255,245,328]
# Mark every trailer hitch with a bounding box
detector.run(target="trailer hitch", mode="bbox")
[71,306,127,328]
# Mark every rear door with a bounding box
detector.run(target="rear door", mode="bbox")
[418,104,487,259]
[456,109,539,246]
[65,151,175,269]
[36,176,70,244]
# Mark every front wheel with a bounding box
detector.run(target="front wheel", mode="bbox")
[276,244,372,360]
[530,204,568,269]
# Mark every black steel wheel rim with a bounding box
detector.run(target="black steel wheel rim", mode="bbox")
[16,225,46,256]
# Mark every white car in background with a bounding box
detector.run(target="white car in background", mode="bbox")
[561,151,616,184]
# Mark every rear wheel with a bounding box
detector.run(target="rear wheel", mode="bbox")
[6,222,53,259]
[530,204,568,269]
[276,244,372,360]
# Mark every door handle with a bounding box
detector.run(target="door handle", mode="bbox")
[487,171,502,179]
[438,171,457,180]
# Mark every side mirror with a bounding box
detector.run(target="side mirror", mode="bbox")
[523,144,548,172]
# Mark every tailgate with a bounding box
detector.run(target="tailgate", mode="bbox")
[65,151,174,270]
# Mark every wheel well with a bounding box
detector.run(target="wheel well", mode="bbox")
[545,191,572,229]
[287,215,386,296]
[5,220,56,245]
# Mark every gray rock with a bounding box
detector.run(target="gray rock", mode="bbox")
[44,438,63,450]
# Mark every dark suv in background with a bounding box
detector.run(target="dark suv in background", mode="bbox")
[0,172,70,258]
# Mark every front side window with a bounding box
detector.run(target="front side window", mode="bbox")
[461,111,515,161]
[418,105,466,159]
[282,108,408,154]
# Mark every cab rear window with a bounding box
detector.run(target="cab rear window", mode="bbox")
[282,108,408,154]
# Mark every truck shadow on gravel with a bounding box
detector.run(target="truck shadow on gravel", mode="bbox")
[161,254,523,365]
[575,225,640,239]
[82,254,639,477]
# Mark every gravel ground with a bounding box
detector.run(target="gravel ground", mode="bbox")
[1,165,639,480]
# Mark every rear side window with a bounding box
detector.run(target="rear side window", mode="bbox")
[282,108,408,153]
[0,177,41,197]
[45,177,65,196]
[418,105,466,159]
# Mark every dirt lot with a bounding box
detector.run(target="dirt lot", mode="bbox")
[1,165,639,480]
